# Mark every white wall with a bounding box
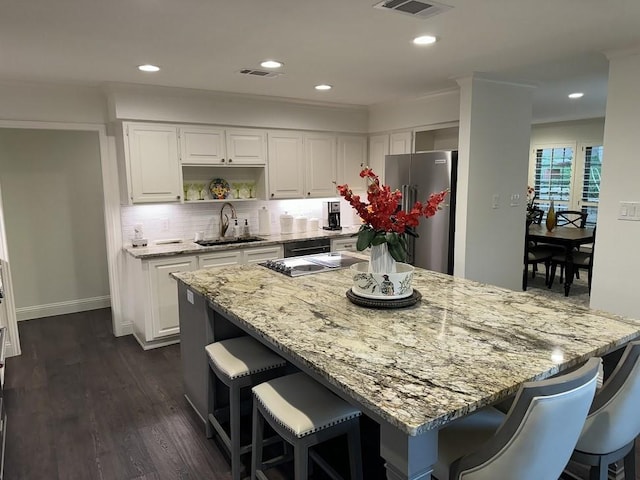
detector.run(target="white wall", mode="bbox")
[530,118,605,146]
[0,81,107,124]
[455,77,534,289]
[0,129,110,320]
[107,84,368,133]
[590,50,640,317]
[368,89,460,134]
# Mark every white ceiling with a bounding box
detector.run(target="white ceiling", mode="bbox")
[1,0,639,122]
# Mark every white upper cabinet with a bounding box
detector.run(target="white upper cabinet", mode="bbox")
[337,135,367,192]
[368,134,390,182]
[267,131,305,199]
[225,129,267,165]
[179,127,266,166]
[125,123,183,204]
[390,131,413,155]
[179,126,225,165]
[304,132,337,198]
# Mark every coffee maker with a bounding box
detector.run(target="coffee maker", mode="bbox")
[322,201,342,231]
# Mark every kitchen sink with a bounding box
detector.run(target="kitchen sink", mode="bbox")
[195,236,265,247]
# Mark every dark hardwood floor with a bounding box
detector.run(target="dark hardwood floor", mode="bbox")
[4,308,231,480]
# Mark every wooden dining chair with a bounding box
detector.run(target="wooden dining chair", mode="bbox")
[556,210,588,228]
[549,227,596,294]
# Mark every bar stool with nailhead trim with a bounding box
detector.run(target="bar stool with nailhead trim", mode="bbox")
[206,336,287,480]
[251,372,363,480]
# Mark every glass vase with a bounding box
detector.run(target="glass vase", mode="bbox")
[546,200,556,232]
[369,243,397,274]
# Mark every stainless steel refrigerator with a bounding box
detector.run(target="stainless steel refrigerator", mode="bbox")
[384,150,457,274]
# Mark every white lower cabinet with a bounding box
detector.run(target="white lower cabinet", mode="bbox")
[244,245,283,264]
[127,255,197,350]
[127,244,284,350]
[147,256,197,340]
[331,237,358,252]
[199,250,243,268]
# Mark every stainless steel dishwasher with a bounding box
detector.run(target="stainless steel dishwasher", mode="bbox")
[283,238,331,258]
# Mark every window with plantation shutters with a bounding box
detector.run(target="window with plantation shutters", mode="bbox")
[580,145,603,225]
[530,143,603,226]
[534,146,574,205]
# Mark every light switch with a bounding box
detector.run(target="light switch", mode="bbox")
[510,194,521,207]
[619,201,640,221]
[492,194,500,209]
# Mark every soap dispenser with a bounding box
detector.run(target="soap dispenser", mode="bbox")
[242,219,250,237]
[231,219,239,237]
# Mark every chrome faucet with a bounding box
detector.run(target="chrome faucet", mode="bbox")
[219,202,237,237]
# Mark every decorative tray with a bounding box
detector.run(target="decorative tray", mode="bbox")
[346,288,422,309]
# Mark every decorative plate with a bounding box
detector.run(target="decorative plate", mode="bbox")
[209,178,230,200]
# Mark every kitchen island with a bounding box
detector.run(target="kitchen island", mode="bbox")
[173,261,640,479]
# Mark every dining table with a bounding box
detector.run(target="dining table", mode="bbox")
[526,224,595,296]
[173,256,639,479]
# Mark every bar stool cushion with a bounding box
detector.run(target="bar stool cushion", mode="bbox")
[252,372,361,438]
[206,336,286,380]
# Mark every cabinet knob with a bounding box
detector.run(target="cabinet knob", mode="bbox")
[221,158,226,163]
[270,193,275,197]
[228,158,233,163]
[177,195,181,199]
[307,192,311,196]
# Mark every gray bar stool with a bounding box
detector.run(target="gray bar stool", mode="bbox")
[251,372,363,480]
[206,336,287,480]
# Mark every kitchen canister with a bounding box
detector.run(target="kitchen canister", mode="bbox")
[294,216,308,233]
[258,206,271,235]
[308,218,320,231]
[279,212,294,234]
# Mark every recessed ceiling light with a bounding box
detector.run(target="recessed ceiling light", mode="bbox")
[260,60,283,69]
[315,84,332,91]
[413,35,437,45]
[138,64,160,72]
[568,92,584,99]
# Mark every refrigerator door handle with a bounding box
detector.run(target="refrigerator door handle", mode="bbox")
[401,185,411,212]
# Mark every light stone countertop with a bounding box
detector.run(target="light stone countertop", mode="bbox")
[124,226,360,259]
[173,262,640,436]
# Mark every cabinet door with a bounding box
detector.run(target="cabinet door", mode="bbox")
[244,245,284,264]
[148,256,196,339]
[368,134,389,183]
[179,127,226,165]
[268,132,305,199]
[390,131,413,155]
[337,135,367,192]
[331,237,358,252]
[225,129,267,165]
[304,133,337,198]
[198,250,242,268]
[127,124,182,203]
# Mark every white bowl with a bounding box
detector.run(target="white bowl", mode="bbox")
[350,262,414,299]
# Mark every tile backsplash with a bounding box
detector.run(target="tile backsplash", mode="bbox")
[121,198,361,245]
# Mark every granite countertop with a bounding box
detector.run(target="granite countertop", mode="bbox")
[125,226,360,258]
[173,263,640,436]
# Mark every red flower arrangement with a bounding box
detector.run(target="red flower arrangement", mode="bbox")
[337,168,449,262]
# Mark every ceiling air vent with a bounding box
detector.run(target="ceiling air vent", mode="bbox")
[373,0,452,19]
[237,69,281,78]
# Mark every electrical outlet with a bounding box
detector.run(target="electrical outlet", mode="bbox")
[160,218,170,231]
[492,194,500,209]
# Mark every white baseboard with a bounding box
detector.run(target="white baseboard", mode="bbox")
[118,321,134,337]
[16,296,111,321]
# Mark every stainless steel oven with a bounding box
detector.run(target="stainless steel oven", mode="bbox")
[283,238,330,258]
